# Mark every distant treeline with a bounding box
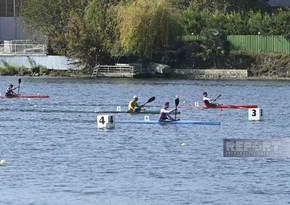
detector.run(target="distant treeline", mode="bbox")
[19,0,290,72]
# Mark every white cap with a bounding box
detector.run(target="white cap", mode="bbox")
[133,96,138,99]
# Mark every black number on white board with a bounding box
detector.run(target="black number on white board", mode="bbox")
[109,116,114,123]
[252,109,256,117]
[99,116,105,124]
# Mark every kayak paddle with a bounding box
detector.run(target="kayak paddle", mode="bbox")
[18,78,21,94]
[175,97,179,120]
[134,96,155,112]
[211,94,221,103]
[141,96,156,107]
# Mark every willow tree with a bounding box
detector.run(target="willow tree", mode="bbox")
[83,0,119,65]
[117,0,183,61]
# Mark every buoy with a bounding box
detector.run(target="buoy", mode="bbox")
[0,159,7,165]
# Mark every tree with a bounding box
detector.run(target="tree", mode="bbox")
[20,0,89,54]
[116,0,183,61]
[186,0,270,13]
[199,29,230,68]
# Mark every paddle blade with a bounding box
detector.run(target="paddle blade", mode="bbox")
[18,78,21,94]
[175,97,180,108]
[147,96,155,103]
[175,97,179,120]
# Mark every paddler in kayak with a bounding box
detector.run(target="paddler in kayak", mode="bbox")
[159,102,177,121]
[5,84,19,96]
[128,96,144,112]
[202,92,219,108]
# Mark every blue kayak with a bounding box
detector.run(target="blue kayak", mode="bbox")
[115,120,221,125]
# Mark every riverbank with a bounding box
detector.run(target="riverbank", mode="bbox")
[3,69,288,80]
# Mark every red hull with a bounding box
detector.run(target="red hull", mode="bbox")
[0,94,49,98]
[179,104,258,109]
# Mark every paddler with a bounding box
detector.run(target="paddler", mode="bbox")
[128,96,144,112]
[202,92,218,108]
[159,102,177,121]
[5,84,19,96]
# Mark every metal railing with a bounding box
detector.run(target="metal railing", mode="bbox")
[92,64,142,78]
[0,41,47,54]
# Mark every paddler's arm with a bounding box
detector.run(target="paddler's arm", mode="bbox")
[163,108,176,113]
[134,102,143,110]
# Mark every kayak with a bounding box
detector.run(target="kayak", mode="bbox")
[179,104,258,109]
[0,94,49,98]
[18,109,180,114]
[115,120,221,125]
[94,110,181,114]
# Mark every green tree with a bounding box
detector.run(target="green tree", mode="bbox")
[84,0,119,64]
[117,0,183,61]
[20,0,89,54]
[199,29,229,68]
[184,0,270,13]
[269,8,290,39]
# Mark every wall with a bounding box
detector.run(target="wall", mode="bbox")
[0,17,29,41]
[174,69,248,79]
[0,55,81,70]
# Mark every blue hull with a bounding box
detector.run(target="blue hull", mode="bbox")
[115,120,221,125]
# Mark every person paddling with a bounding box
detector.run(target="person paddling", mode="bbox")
[5,84,19,96]
[202,92,219,108]
[159,102,177,121]
[128,96,144,112]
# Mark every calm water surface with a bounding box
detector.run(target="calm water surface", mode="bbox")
[0,76,289,205]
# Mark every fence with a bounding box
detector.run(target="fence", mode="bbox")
[92,64,142,78]
[183,35,290,53]
[0,40,46,55]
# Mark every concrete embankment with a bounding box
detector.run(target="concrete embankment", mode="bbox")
[173,69,248,80]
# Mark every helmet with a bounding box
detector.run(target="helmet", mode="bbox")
[133,96,138,99]
[203,92,207,95]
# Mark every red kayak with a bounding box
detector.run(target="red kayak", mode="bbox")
[179,104,258,109]
[0,94,49,98]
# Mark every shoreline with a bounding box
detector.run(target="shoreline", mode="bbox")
[1,69,289,81]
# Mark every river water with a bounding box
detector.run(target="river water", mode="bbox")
[0,76,289,205]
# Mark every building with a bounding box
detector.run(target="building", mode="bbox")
[269,0,290,7]
[0,0,29,41]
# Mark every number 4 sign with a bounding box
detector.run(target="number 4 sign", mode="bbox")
[97,115,115,128]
